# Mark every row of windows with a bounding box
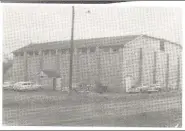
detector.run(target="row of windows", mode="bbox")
[14,51,39,57]
[13,41,167,57]
[14,46,121,57]
[101,47,120,52]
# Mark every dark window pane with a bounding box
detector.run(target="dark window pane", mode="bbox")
[103,47,110,52]
[112,47,119,52]
[90,47,96,53]
[14,53,18,57]
[20,52,24,56]
[81,48,87,53]
[28,51,33,56]
[44,50,49,55]
[78,48,87,54]
[68,49,71,53]
[35,51,39,55]
[160,41,165,51]
[51,50,56,55]
[61,49,67,54]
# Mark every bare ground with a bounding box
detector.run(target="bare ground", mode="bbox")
[3,90,182,127]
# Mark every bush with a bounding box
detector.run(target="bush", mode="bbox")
[95,81,108,94]
[77,82,92,92]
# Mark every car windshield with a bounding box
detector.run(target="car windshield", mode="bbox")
[22,83,33,85]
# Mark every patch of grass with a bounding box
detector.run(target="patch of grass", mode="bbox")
[3,89,182,126]
[67,109,182,127]
[3,90,181,108]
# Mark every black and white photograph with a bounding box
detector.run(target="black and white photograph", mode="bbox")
[2,2,183,128]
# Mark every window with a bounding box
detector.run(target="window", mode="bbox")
[81,48,87,53]
[40,76,44,78]
[103,47,110,52]
[61,49,68,54]
[51,50,56,55]
[90,47,96,53]
[14,53,18,57]
[28,51,33,56]
[22,83,32,85]
[20,52,24,56]
[160,41,165,51]
[35,51,39,56]
[44,50,49,55]
[112,47,119,52]
[61,49,66,54]
[68,49,71,53]
[78,48,87,54]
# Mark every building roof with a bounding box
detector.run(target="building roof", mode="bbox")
[42,69,60,78]
[12,35,182,53]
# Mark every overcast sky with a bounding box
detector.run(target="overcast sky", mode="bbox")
[3,4,182,55]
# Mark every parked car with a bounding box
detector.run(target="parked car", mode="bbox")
[139,84,161,93]
[147,84,161,93]
[127,86,140,93]
[152,83,162,91]
[13,81,43,91]
[3,81,15,90]
[75,82,94,93]
[62,86,70,93]
[138,85,149,92]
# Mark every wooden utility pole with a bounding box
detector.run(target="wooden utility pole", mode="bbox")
[69,6,75,92]
[138,48,143,85]
[56,49,60,73]
[24,52,28,81]
[153,51,157,84]
[39,51,43,71]
[177,56,180,90]
[97,48,101,82]
[165,54,169,90]
[38,50,43,84]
